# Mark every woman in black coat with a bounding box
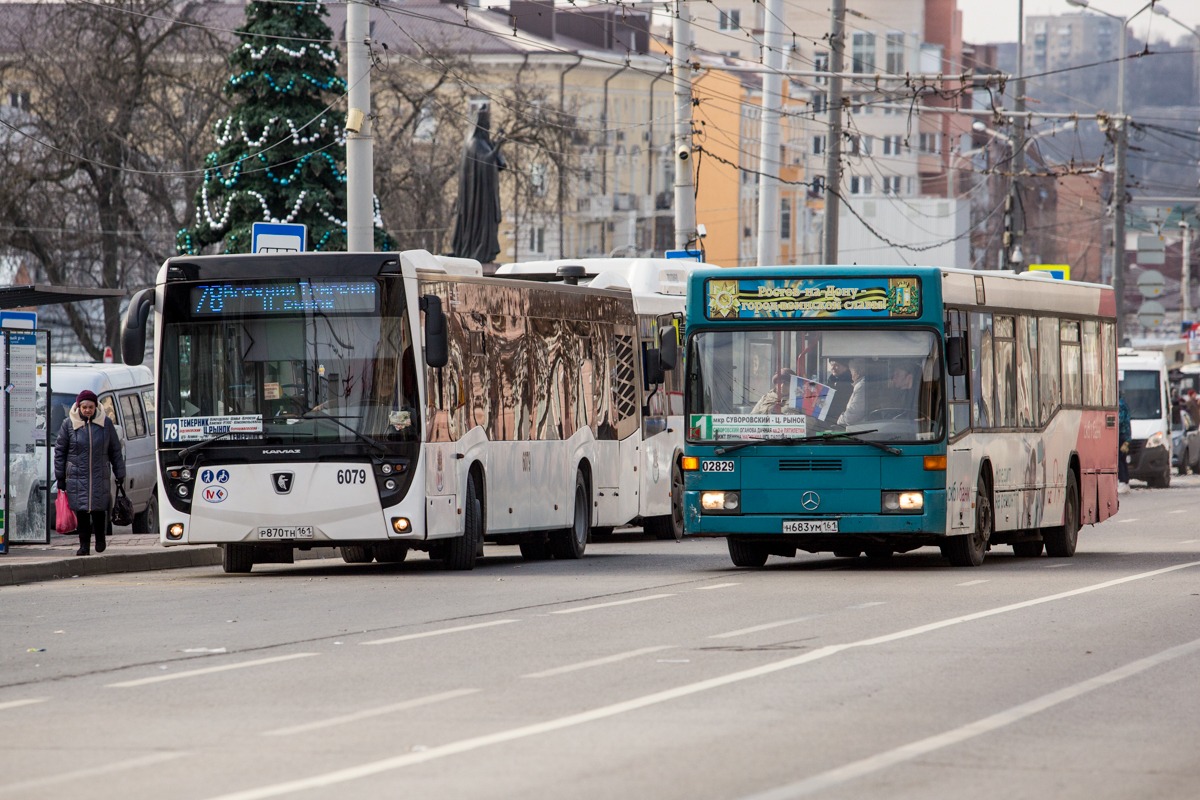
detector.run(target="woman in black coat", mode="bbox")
[53,389,126,556]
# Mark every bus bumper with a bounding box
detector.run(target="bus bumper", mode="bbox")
[685,490,947,543]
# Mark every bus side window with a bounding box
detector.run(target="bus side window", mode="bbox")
[969,312,994,429]
[945,309,970,437]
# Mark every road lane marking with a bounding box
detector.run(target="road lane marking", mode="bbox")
[709,617,819,639]
[107,653,318,688]
[0,698,48,712]
[262,689,480,737]
[956,580,988,587]
[1043,564,1072,568]
[697,582,740,591]
[1170,509,1187,514]
[740,635,1200,799]
[846,602,886,609]
[523,646,675,678]
[1119,518,1139,523]
[551,594,675,614]
[360,619,518,645]
[0,751,186,794]
[198,560,1200,800]
[1182,539,1199,544]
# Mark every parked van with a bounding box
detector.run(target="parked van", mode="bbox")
[33,363,158,533]
[1118,348,1172,488]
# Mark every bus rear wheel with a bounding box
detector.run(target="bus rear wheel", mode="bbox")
[1044,471,1080,557]
[727,537,769,568]
[550,473,589,559]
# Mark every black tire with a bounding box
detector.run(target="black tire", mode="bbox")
[373,542,409,563]
[832,547,861,558]
[222,544,254,574]
[550,473,589,559]
[727,537,769,567]
[339,546,373,564]
[443,477,482,570]
[519,535,552,561]
[646,460,685,541]
[942,476,991,567]
[1044,471,1080,558]
[132,489,159,534]
[1012,540,1044,557]
[1149,464,1171,488]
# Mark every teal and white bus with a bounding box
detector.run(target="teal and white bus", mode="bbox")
[681,266,1119,567]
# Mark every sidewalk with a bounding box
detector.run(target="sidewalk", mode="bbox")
[0,532,338,587]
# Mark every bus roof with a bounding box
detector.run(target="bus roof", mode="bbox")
[497,257,714,315]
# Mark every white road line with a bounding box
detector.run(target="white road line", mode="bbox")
[197,560,1200,800]
[846,602,886,609]
[956,580,988,587]
[740,635,1200,800]
[550,594,675,615]
[1119,518,1139,523]
[709,617,819,639]
[696,582,740,591]
[0,751,186,795]
[1170,509,1187,514]
[107,653,318,688]
[262,689,480,737]
[0,698,48,712]
[523,646,676,679]
[360,619,518,645]
[1181,539,1200,544]
[1043,563,1072,568]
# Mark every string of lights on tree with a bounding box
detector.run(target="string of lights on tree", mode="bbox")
[178,0,391,254]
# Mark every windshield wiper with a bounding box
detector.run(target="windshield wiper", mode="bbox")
[714,429,900,456]
[178,430,237,460]
[298,409,387,455]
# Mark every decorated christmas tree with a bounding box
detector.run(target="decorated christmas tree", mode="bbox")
[178,0,390,254]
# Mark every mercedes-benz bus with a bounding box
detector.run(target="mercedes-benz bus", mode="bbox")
[681,266,1119,567]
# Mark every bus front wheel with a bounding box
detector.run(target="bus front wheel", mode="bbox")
[444,478,482,570]
[222,544,254,574]
[942,477,991,567]
[727,537,769,568]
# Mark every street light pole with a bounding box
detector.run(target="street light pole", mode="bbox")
[1182,220,1193,327]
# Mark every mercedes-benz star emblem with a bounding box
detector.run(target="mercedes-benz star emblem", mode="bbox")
[272,472,294,494]
[801,490,821,511]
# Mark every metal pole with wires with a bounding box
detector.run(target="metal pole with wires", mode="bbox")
[822,0,846,264]
[673,0,698,252]
[755,0,784,267]
[346,0,374,252]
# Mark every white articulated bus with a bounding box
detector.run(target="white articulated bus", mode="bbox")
[121,250,690,573]
[496,257,709,540]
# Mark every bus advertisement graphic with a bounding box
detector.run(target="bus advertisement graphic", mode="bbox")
[706,277,920,320]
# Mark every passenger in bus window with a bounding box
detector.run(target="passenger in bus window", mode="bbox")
[752,369,797,414]
[824,358,852,422]
[838,358,872,425]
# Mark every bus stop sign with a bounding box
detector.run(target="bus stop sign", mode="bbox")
[252,223,307,254]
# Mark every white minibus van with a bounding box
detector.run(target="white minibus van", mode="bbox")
[1118,348,1172,488]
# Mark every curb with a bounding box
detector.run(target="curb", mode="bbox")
[0,546,343,587]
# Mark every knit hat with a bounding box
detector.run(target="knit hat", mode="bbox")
[76,389,98,406]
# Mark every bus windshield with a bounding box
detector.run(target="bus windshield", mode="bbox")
[158,278,419,447]
[686,328,944,443]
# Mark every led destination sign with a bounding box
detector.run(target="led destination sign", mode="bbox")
[706,277,920,320]
[190,280,378,316]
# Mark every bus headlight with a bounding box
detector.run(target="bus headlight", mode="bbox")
[177,484,190,498]
[882,491,924,513]
[700,491,740,512]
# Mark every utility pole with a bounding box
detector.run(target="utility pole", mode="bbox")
[1113,118,1128,343]
[673,0,698,252]
[346,0,374,252]
[1006,0,1027,271]
[755,0,784,267]
[821,0,846,264]
[1182,220,1193,327]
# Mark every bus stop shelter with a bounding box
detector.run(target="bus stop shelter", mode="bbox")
[1,284,127,553]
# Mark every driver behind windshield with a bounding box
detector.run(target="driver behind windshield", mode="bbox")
[837,358,873,425]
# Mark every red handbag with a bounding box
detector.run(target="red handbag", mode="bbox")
[55,491,78,534]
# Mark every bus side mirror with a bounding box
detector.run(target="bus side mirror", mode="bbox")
[645,349,665,386]
[658,326,678,371]
[121,288,155,367]
[946,335,966,377]
[419,295,448,368]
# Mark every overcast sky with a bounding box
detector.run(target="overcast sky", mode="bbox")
[958,0,1200,45]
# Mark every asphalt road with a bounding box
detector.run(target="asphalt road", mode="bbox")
[3,479,1200,800]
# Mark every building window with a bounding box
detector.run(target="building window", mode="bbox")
[851,32,876,74]
[529,226,546,254]
[882,176,902,195]
[814,51,829,85]
[8,91,30,111]
[918,132,941,154]
[780,198,792,240]
[812,93,827,115]
[886,32,905,74]
[881,135,903,156]
[530,163,548,197]
[812,135,825,156]
[718,9,741,30]
[810,176,825,197]
[849,176,873,195]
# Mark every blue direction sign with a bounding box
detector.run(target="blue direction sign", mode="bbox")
[252,222,307,254]
[664,249,703,262]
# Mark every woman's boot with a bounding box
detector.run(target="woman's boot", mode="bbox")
[76,532,90,556]
[95,529,107,553]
